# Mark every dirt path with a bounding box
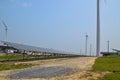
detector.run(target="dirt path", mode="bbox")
[0,57,97,80]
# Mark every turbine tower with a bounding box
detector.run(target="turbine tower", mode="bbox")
[107,40,110,52]
[2,21,8,45]
[85,34,88,56]
[96,0,100,57]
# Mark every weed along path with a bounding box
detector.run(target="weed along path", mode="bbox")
[2,57,96,80]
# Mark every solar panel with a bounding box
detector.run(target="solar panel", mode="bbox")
[0,41,78,55]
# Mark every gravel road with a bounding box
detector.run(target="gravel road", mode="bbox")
[7,57,96,79]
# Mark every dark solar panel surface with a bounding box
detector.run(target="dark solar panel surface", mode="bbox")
[1,41,77,55]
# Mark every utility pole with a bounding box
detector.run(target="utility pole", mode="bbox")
[107,40,110,53]
[96,0,100,57]
[80,49,81,55]
[90,44,92,56]
[85,34,88,56]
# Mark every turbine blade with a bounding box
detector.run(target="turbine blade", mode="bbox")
[2,21,8,30]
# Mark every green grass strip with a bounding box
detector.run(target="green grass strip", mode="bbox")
[0,63,33,71]
[92,56,120,80]
[98,72,120,80]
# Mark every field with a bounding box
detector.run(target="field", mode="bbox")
[0,53,78,71]
[0,53,74,61]
[0,63,33,71]
[1,54,120,80]
[0,53,24,61]
[0,57,96,80]
[92,56,120,80]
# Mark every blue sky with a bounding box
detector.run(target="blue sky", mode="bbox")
[0,0,120,55]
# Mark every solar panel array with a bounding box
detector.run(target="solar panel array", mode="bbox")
[1,41,78,55]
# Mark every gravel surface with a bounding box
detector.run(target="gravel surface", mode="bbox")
[8,66,72,79]
[7,57,96,79]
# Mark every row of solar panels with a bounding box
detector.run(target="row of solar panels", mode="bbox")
[0,41,78,55]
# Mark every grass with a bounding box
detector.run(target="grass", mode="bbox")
[0,54,24,61]
[0,53,77,61]
[0,54,52,61]
[98,72,120,80]
[0,63,33,71]
[0,53,79,71]
[0,54,46,71]
[92,56,120,80]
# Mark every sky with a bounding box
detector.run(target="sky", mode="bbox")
[0,0,120,55]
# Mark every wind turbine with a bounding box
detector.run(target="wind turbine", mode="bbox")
[107,40,110,52]
[90,44,92,56]
[85,33,88,56]
[96,0,100,57]
[2,21,8,45]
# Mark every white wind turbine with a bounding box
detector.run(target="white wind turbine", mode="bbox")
[96,0,100,57]
[96,0,107,56]
[2,21,8,45]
